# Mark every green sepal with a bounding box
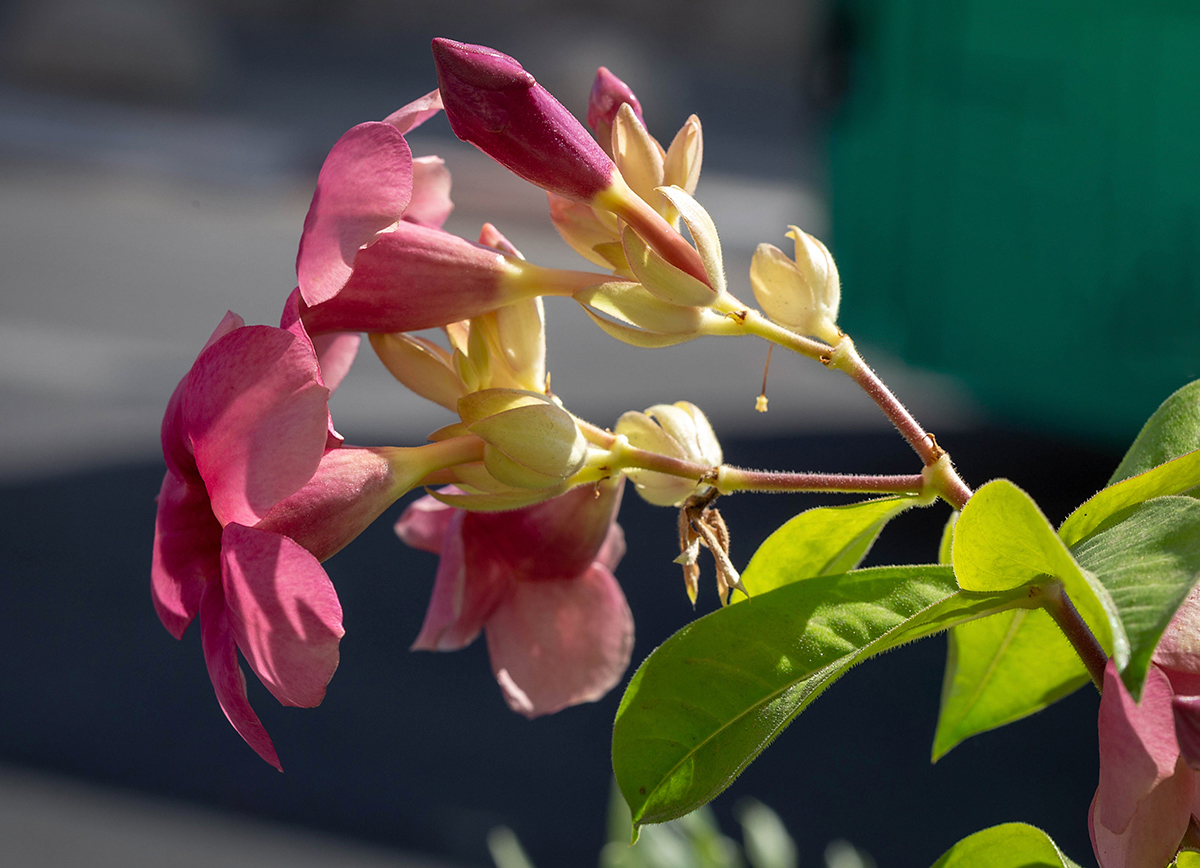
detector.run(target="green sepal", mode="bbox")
[929,823,1083,868]
[612,565,1033,828]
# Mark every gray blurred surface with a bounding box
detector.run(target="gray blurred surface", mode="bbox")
[0,764,454,868]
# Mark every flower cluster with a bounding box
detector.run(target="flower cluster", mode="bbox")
[151,38,843,769]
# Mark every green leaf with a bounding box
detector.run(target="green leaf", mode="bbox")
[1072,496,1200,699]
[736,497,917,599]
[929,823,1083,868]
[1059,448,1200,546]
[938,512,958,566]
[612,565,1032,827]
[1110,379,1200,485]
[934,479,1128,759]
[951,479,1126,663]
[933,609,1089,761]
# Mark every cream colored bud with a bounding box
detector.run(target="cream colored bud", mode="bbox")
[612,103,666,211]
[662,115,702,198]
[621,226,716,307]
[460,389,587,489]
[615,401,722,506]
[369,333,465,411]
[576,281,705,337]
[750,226,840,343]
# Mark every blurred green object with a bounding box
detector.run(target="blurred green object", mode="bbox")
[830,0,1200,442]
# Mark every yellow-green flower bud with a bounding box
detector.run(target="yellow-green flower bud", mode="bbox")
[459,389,588,489]
[615,401,722,506]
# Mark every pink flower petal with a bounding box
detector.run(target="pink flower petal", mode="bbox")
[1096,663,1185,834]
[410,510,511,652]
[1174,694,1200,770]
[463,479,624,582]
[185,326,330,527]
[477,222,522,257]
[199,581,282,771]
[1089,763,1193,868]
[1155,584,1200,677]
[382,89,444,134]
[297,122,414,307]
[395,492,458,553]
[311,333,360,393]
[161,312,247,480]
[220,524,343,709]
[485,563,633,717]
[151,471,220,638]
[405,156,454,228]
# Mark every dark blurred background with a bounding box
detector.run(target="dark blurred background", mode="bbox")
[1,0,1197,866]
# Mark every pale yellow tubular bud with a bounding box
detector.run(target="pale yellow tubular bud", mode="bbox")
[492,298,547,394]
[647,401,722,466]
[621,226,717,307]
[788,226,841,339]
[548,192,622,270]
[450,460,514,493]
[749,227,841,343]
[612,103,667,211]
[468,400,588,489]
[662,115,703,197]
[452,321,491,394]
[656,186,726,295]
[575,281,704,336]
[580,307,701,348]
[369,332,464,412]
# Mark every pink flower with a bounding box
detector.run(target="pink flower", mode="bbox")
[296,90,450,309]
[294,89,606,337]
[152,300,410,769]
[395,479,634,717]
[1090,590,1200,867]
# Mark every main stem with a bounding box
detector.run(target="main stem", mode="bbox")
[1039,580,1108,691]
[732,310,973,509]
